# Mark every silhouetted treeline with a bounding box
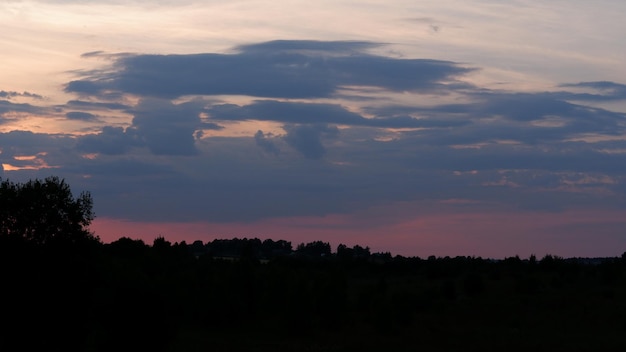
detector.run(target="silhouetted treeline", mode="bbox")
[2,177,626,351]
[2,234,626,351]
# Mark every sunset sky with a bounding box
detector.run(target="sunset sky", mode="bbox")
[2,0,626,258]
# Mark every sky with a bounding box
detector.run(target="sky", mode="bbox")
[2,0,626,258]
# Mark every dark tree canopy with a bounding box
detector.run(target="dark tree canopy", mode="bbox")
[296,240,332,257]
[0,176,97,245]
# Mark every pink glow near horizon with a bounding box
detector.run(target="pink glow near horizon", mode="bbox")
[90,207,626,259]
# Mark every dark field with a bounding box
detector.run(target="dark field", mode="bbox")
[2,236,625,351]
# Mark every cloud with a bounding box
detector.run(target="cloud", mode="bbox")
[65,40,474,99]
[76,126,141,155]
[0,131,78,173]
[209,100,366,125]
[254,130,280,155]
[65,80,102,95]
[407,17,446,33]
[234,39,381,54]
[208,100,469,128]
[0,130,66,152]
[63,95,227,156]
[0,100,44,117]
[472,92,625,129]
[64,100,130,111]
[283,124,339,159]
[65,111,97,120]
[0,90,43,100]
[558,81,626,101]
[129,98,205,155]
[389,90,626,147]
[73,98,223,156]
[4,38,624,228]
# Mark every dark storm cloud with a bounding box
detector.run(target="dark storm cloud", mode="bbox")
[65,40,474,99]
[208,100,469,128]
[65,111,97,120]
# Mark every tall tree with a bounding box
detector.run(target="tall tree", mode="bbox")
[0,176,97,245]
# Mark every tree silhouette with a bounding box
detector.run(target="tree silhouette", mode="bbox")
[296,240,331,257]
[0,176,97,245]
[0,177,100,351]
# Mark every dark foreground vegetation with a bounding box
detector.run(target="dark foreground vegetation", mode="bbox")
[2,177,626,351]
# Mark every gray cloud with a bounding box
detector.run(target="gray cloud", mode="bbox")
[75,98,214,156]
[64,99,130,111]
[4,40,626,227]
[129,98,205,155]
[208,100,469,128]
[0,100,44,117]
[234,40,381,55]
[558,81,626,101]
[254,130,280,155]
[0,90,43,100]
[3,124,626,224]
[65,40,474,99]
[0,131,79,174]
[283,124,339,159]
[66,111,97,120]
[378,90,626,147]
[77,126,142,155]
[209,101,366,125]
[65,80,102,95]
[0,130,67,153]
